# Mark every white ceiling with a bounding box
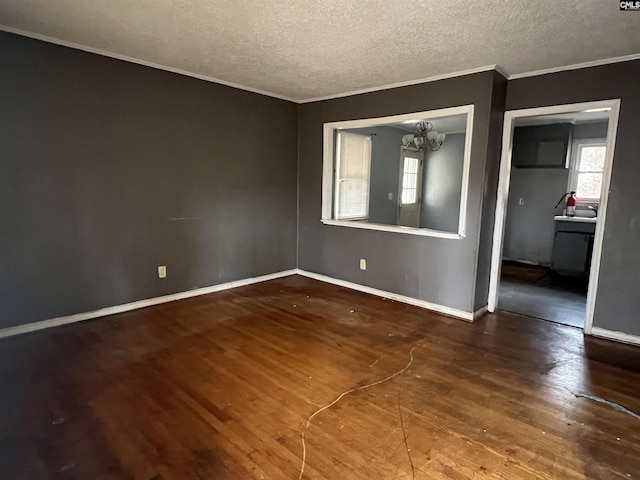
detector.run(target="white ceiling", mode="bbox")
[1,0,639,102]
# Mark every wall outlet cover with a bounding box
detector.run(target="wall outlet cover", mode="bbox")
[359,259,367,270]
[158,265,167,278]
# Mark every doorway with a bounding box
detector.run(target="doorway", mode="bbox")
[488,100,620,333]
[397,148,424,227]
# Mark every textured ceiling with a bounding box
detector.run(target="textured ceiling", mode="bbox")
[1,0,639,102]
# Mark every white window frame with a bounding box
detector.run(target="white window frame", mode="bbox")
[568,138,607,204]
[399,153,422,206]
[321,104,474,239]
[334,131,372,220]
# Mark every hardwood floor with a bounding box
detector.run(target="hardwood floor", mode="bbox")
[499,279,586,328]
[1,275,639,479]
[499,262,587,328]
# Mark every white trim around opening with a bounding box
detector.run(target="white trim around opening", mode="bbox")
[487,99,621,337]
[321,104,474,239]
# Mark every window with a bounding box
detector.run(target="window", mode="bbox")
[401,156,420,204]
[570,139,606,202]
[334,131,371,220]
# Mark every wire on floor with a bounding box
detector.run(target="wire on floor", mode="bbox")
[297,345,417,480]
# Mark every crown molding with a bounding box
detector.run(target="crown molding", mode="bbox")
[1,26,506,104]
[493,64,510,80]
[298,65,502,104]
[508,53,640,80]
[4,25,639,104]
[0,25,298,103]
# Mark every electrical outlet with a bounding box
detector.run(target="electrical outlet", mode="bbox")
[388,192,393,200]
[158,265,167,278]
[519,198,525,205]
[360,258,367,270]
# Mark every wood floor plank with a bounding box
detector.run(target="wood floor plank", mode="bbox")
[1,274,639,479]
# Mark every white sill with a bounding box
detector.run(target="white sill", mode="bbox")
[321,218,465,239]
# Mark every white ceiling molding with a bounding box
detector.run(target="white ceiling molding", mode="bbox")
[2,24,509,104]
[298,66,503,104]
[1,0,639,103]
[0,25,298,103]
[509,53,640,80]
[4,23,640,104]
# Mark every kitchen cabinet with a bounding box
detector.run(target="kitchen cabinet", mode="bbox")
[551,219,596,275]
[512,123,571,168]
[551,232,591,274]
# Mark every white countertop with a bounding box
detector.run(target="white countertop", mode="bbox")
[554,215,597,223]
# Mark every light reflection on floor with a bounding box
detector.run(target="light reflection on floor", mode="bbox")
[499,269,586,328]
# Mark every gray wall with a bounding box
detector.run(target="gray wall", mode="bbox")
[574,122,608,140]
[503,168,568,265]
[502,121,608,266]
[472,72,508,311]
[420,133,465,232]
[298,71,501,313]
[506,60,640,336]
[0,32,298,329]
[345,126,404,225]
[7,29,634,338]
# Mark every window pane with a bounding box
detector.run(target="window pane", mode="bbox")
[402,188,416,204]
[405,157,418,174]
[576,172,603,199]
[401,156,419,205]
[336,132,371,219]
[578,146,606,172]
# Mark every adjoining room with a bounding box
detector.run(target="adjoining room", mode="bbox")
[497,108,612,329]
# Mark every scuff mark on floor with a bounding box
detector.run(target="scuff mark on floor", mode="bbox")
[56,460,78,474]
[570,390,640,421]
[397,386,415,480]
[540,356,575,375]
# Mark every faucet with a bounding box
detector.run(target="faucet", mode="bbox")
[588,205,598,217]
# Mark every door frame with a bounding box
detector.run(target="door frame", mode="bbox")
[397,147,424,227]
[487,99,621,334]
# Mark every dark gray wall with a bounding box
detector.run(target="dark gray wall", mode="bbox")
[298,71,499,313]
[472,72,508,311]
[503,167,568,265]
[420,133,465,232]
[7,29,632,337]
[345,126,404,225]
[503,121,608,265]
[0,32,298,329]
[506,60,640,336]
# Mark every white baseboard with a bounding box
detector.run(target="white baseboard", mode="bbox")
[0,269,298,340]
[473,305,489,320]
[295,269,475,322]
[589,327,640,347]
